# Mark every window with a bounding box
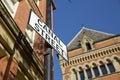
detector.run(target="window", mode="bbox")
[79,71,84,80]
[25,26,35,47]
[93,67,99,77]
[100,65,107,75]
[86,42,92,50]
[2,0,19,17]
[114,57,120,65]
[86,69,92,79]
[72,69,78,80]
[81,36,93,52]
[107,63,115,73]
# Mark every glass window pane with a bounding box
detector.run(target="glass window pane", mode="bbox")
[79,71,84,80]
[100,65,107,75]
[93,67,99,77]
[108,63,115,73]
[86,69,92,79]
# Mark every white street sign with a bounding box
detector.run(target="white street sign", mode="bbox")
[28,10,68,61]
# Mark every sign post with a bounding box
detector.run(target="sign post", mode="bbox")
[45,0,52,80]
[28,1,68,80]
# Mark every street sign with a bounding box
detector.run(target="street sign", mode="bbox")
[28,10,68,61]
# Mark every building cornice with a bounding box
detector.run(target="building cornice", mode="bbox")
[60,42,120,67]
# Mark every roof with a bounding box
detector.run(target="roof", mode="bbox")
[67,27,114,51]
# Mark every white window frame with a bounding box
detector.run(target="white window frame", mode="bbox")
[25,26,35,48]
[2,0,19,17]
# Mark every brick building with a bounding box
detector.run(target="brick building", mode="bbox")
[0,0,55,80]
[59,27,120,80]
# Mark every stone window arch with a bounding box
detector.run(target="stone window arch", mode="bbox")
[99,61,107,75]
[86,65,92,79]
[81,35,94,52]
[72,69,76,73]
[106,59,115,73]
[70,68,78,80]
[72,68,79,80]
[114,57,120,65]
[92,63,99,77]
[79,67,84,80]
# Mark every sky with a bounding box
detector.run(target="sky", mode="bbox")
[53,0,120,80]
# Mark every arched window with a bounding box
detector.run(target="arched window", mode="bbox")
[79,67,84,80]
[107,63,115,73]
[86,65,92,79]
[72,69,78,80]
[86,69,92,79]
[107,59,115,73]
[114,57,120,65]
[99,61,107,75]
[79,71,84,80]
[100,65,107,75]
[93,63,99,77]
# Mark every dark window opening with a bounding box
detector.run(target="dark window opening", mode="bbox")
[93,67,99,77]
[100,65,107,75]
[86,69,92,79]
[107,63,115,73]
[79,71,84,80]
[86,42,92,50]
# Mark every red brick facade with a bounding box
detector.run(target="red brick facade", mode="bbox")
[0,0,55,80]
[59,28,120,80]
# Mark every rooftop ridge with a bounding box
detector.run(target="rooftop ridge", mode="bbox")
[84,27,114,36]
[67,26,114,47]
[67,27,85,46]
